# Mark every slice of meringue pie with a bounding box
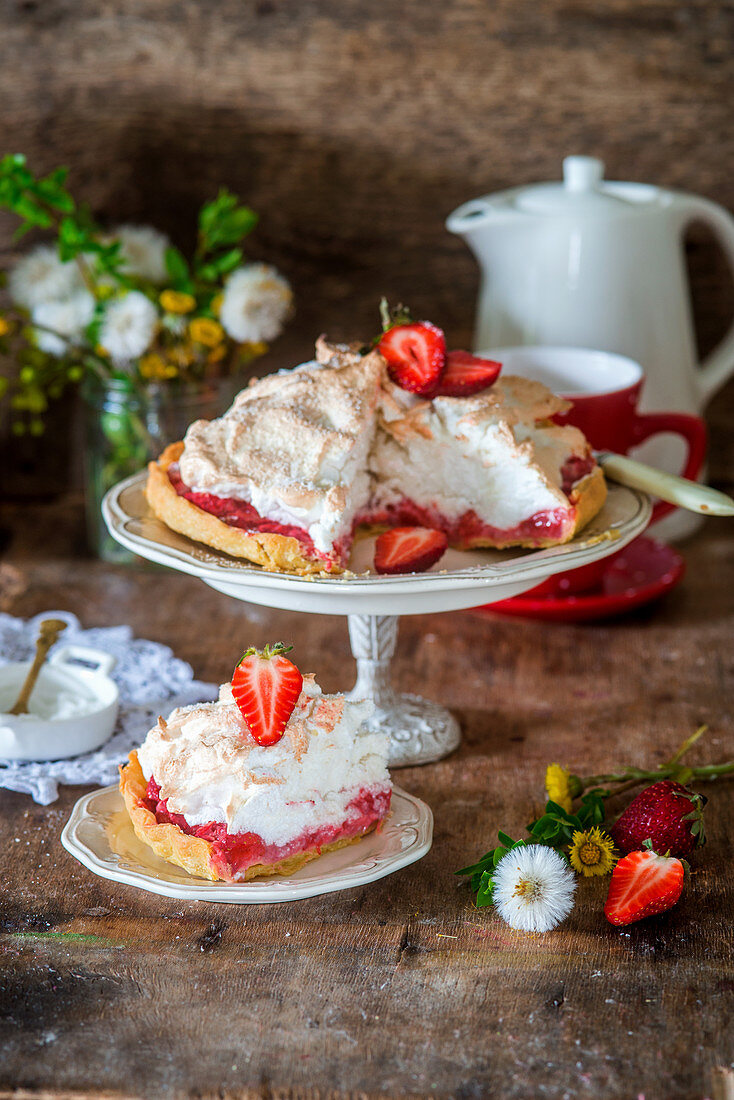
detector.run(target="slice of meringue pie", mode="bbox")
[120,647,391,883]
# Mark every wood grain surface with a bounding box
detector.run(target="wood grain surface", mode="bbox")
[0,495,732,1099]
[1,5,734,1096]
[2,0,734,490]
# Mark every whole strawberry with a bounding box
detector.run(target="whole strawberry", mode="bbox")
[610,780,706,858]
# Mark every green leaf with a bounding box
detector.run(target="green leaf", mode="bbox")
[199,188,238,233]
[198,189,258,254]
[577,791,607,827]
[476,870,494,907]
[34,179,74,213]
[455,852,496,877]
[214,247,243,275]
[165,246,191,288]
[197,262,220,283]
[456,832,524,878]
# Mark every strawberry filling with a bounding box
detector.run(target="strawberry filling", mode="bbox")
[167,463,346,569]
[143,776,391,881]
[169,453,596,565]
[561,454,596,495]
[360,500,573,546]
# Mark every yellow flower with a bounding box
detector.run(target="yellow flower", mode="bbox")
[207,343,228,365]
[569,828,617,877]
[0,317,12,337]
[189,318,225,347]
[95,344,109,357]
[210,293,223,316]
[139,353,168,380]
[160,290,196,314]
[169,343,195,368]
[545,764,574,813]
[237,339,268,363]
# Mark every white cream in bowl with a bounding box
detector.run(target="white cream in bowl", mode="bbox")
[0,645,119,761]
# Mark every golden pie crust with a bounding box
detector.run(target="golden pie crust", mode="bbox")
[119,750,375,883]
[146,442,607,571]
[563,465,608,544]
[145,442,331,575]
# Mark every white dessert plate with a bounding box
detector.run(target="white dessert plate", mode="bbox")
[102,472,651,615]
[61,783,433,903]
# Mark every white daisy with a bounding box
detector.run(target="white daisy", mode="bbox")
[113,225,170,284]
[99,291,158,363]
[492,845,577,933]
[9,245,85,310]
[32,292,95,357]
[219,263,292,343]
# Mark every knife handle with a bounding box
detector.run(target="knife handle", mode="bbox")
[597,452,734,517]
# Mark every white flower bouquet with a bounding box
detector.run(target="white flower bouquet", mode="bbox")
[0,155,292,434]
[0,155,293,555]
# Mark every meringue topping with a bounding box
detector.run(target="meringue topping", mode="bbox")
[177,340,600,560]
[137,675,390,846]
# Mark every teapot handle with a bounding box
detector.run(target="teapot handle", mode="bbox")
[675,194,734,404]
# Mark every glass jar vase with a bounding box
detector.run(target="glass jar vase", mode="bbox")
[82,375,241,562]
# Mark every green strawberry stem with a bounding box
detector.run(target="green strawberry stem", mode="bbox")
[577,725,734,796]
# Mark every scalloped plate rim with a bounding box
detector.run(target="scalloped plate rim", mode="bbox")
[61,784,433,903]
[102,471,651,592]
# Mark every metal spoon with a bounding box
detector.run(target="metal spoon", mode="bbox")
[8,619,68,715]
[596,452,734,516]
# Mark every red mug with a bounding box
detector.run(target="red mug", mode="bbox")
[480,347,707,596]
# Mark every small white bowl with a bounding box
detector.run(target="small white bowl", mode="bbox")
[0,645,119,761]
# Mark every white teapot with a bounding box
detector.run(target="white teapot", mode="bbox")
[447,155,734,423]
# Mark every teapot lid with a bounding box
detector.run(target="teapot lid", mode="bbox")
[515,156,640,216]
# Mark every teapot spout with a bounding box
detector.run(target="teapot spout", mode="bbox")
[446,198,499,239]
[446,198,521,272]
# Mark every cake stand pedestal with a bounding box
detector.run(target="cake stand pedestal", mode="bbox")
[103,472,651,768]
[346,614,460,766]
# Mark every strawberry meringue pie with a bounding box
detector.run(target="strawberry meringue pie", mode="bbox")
[120,645,391,882]
[146,316,607,575]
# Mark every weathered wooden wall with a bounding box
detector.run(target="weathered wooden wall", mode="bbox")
[2,0,734,486]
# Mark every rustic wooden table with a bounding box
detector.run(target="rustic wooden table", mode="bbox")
[0,497,732,1100]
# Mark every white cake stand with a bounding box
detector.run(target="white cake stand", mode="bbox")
[103,474,651,766]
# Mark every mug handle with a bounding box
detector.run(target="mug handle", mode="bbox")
[631,412,707,524]
[672,193,734,404]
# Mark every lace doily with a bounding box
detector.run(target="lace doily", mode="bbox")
[0,610,216,804]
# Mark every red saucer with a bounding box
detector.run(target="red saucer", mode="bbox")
[479,536,685,623]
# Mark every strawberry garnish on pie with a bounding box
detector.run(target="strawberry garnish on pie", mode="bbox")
[431,350,502,398]
[378,321,447,396]
[603,845,685,927]
[374,526,448,575]
[231,643,303,746]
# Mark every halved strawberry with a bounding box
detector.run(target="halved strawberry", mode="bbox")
[231,642,303,747]
[374,527,448,575]
[378,322,446,396]
[604,848,685,927]
[431,350,502,397]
